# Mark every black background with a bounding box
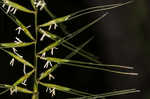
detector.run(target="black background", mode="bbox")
[0,0,150,99]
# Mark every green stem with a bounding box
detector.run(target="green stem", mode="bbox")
[33,9,38,99]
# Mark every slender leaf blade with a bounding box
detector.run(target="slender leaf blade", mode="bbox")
[39,15,70,27]
[6,85,33,94]
[67,89,140,99]
[69,1,133,20]
[3,0,35,13]
[39,67,53,80]
[39,28,58,40]
[0,49,34,68]
[15,18,35,40]
[38,39,62,54]
[0,42,35,48]
[0,89,9,95]
[13,70,35,86]
[40,57,69,63]
[39,57,133,69]
[38,33,72,55]
[39,82,92,96]
[62,63,138,76]
[0,84,33,94]
[39,57,138,75]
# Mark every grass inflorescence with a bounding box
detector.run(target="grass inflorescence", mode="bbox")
[0,0,139,99]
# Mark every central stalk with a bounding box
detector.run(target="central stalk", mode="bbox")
[33,8,39,99]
